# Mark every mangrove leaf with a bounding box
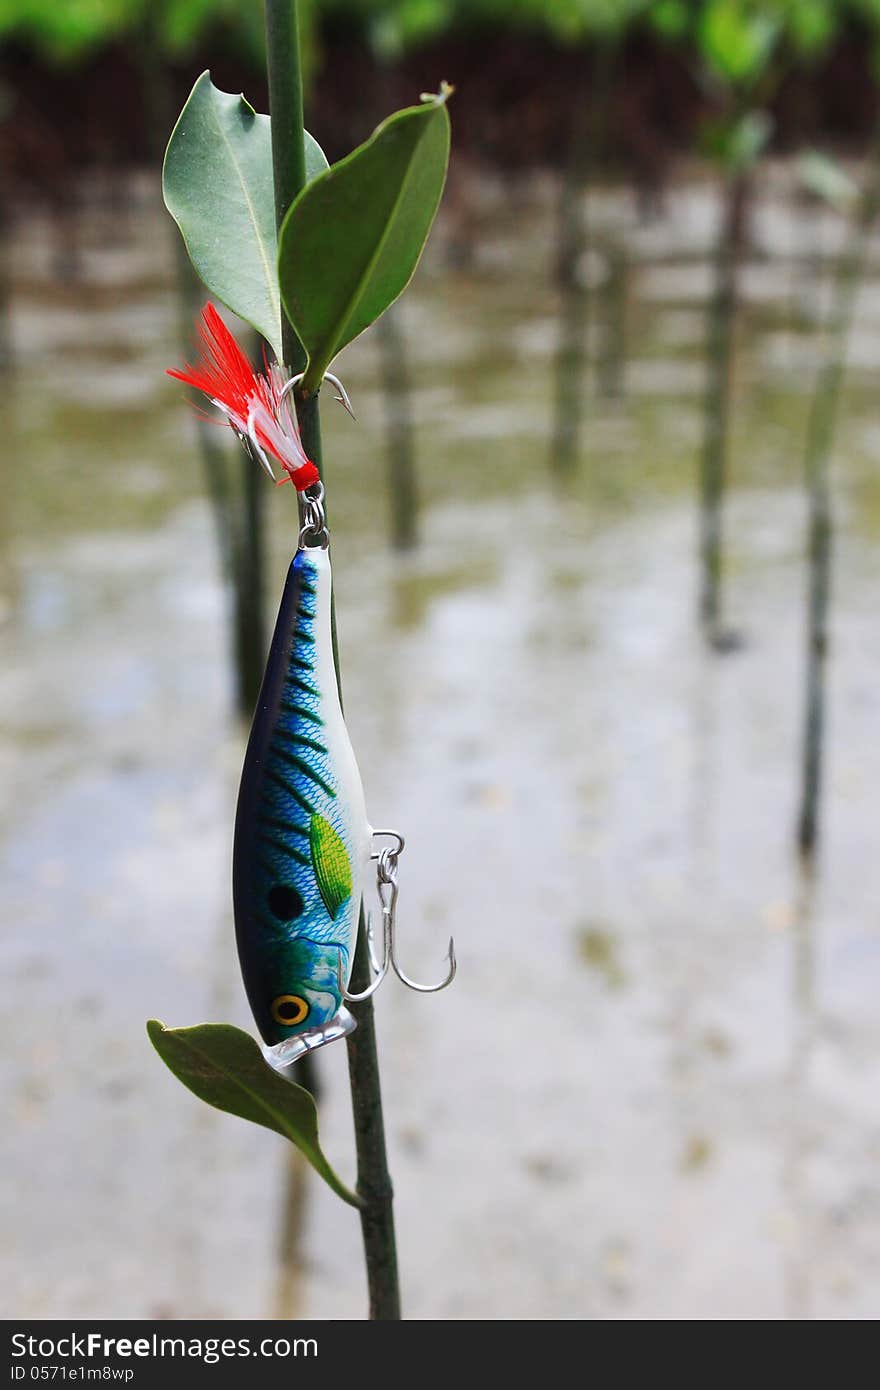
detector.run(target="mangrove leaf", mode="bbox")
[278,88,451,392]
[147,1019,359,1207]
[163,71,328,360]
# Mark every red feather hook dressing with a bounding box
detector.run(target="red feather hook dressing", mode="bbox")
[167,303,319,491]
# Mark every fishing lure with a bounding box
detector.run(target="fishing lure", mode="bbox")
[169,305,455,1063]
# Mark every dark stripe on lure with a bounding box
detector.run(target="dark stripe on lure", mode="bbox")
[258,813,310,838]
[263,766,316,816]
[287,674,321,699]
[278,700,324,726]
[272,747,337,799]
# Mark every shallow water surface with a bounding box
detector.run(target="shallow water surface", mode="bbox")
[2,166,880,1319]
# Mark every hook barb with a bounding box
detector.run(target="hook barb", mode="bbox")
[323,371,357,421]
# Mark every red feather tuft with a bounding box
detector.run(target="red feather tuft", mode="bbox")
[167,303,268,416]
[168,304,318,492]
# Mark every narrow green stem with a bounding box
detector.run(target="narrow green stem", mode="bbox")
[264,0,323,475]
[797,121,880,856]
[264,0,307,375]
[0,191,9,372]
[264,0,401,1320]
[344,918,401,1319]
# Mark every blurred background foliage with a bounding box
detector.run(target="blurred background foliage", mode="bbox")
[3,0,880,193]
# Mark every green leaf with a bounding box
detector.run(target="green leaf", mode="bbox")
[162,71,328,361]
[650,0,690,39]
[783,0,836,58]
[698,0,780,86]
[370,0,452,61]
[147,1020,360,1207]
[278,88,451,392]
[309,813,353,919]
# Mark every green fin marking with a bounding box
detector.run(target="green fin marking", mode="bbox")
[309,813,353,919]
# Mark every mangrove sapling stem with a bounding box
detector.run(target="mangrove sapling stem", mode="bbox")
[698,166,749,644]
[264,0,401,1319]
[550,35,618,475]
[0,190,10,372]
[343,920,401,1319]
[263,0,322,520]
[551,246,589,475]
[377,308,419,550]
[797,124,880,857]
[598,241,627,399]
[236,426,268,716]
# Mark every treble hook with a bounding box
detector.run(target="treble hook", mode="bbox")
[365,908,388,976]
[278,370,356,421]
[337,893,391,1003]
[337,831,456,1003]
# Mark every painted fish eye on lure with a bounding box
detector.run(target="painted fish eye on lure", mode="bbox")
[169,304,455,1067]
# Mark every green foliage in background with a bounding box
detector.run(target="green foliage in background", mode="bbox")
[5,0,873,67]
[697,0,780,86]
[0,0,134,58]
[2,0,878,107]
[0,0,263,62]
[513,0,652,42]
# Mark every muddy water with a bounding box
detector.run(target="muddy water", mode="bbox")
[2,165,880,1320]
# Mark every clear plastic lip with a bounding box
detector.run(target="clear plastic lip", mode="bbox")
[262,1005,357,1071]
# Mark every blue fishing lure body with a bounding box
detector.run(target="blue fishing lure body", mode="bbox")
[233,547,371,1056]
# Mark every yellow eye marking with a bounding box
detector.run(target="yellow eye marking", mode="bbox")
[271,994,309,1026]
